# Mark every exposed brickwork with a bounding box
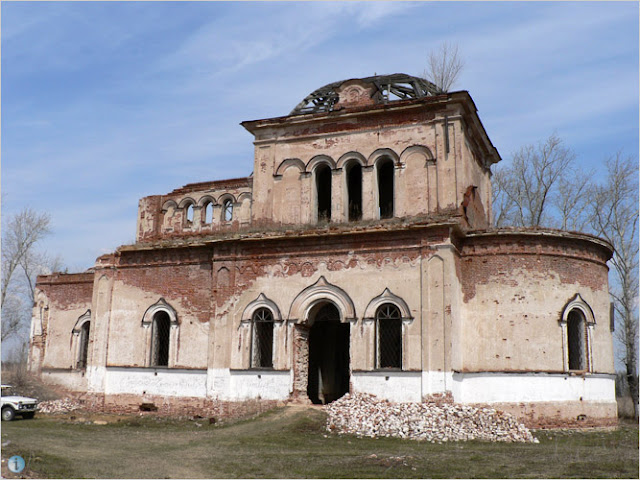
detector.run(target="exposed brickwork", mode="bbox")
[459,232,611,302]
[116,247,212,323]
[36,272,94,310]
[168,177,252,195]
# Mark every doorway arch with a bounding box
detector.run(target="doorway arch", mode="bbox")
[306,302,350,404]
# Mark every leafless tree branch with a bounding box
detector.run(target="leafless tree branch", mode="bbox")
[1,208,53,343]
[424,42,464,94]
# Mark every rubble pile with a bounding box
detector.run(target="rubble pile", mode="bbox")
[38,398,82,414]
[325,393,538,443]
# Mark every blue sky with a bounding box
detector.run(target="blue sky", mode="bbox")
[2,1,638,272]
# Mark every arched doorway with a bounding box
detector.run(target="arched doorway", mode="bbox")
[307,302,350,404]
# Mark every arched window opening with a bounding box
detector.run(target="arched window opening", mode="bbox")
[567,309,587,370]
[377,159,394,219]
[185,203,194,224]
[346,162,363,221]
[204,202,214,224]
[77,322,90,369]
[316,164,332,223]
[151,311,171,367]
[251,308,274,368]
[223,199,233,222]
[376,303,402,369]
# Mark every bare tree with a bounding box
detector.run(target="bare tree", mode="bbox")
[552,165,593,231]
[590,153,639,417]
[424,41,464,94]
[1,208,53,342]
[492,134,578,227]
[491,167,515,227]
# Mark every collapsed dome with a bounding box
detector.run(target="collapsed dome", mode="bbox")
[289,73,441,116]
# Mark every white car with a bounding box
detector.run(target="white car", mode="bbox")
[1,384,38,421]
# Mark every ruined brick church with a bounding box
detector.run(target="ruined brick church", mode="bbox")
[29,74,617,423]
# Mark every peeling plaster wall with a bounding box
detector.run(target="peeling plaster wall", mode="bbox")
[458,233,614,375]
[209,228,444,377]
[249,99,493,228]
[29,273,94,372]
[104,248,212,369]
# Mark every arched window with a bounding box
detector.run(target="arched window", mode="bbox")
[376,303,402,369]
[223,199,233,222]
[377,158,394,219]
[151,311,171,367]
[185,203,194,224]
[203,202,214,224]
[315,164,332,223]
[560,294,594,373]
[346,162,362,221]
[251,308,274,368]
[77,321,90,369]
[567,309,587,371]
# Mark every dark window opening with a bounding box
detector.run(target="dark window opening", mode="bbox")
[347,163,363,221]
[316,165,332,222]
[568,310,586,370]
[151,311,171,367]
[223,199,233,222]
[378,159,394,219]
[251,308,274,368]
[77,322,90,369]
[377,304,402,369]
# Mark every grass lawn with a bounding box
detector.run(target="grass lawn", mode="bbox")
[1,407,638,478]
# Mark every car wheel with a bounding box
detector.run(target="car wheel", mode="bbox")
[1,407,16,421]
[22,412,35,419]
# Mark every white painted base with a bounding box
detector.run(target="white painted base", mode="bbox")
[87,366,106,393]
[208,368,292,401]
[452,372,616,404]
[421,371,453,397]
[351,371,422,402]
[104,367,207,398]
[41,369,88,392]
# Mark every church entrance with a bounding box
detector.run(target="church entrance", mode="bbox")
[307,302,350,404]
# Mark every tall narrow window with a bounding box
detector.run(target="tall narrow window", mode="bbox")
[346,162,362,221]
[223,199,233,222]
[376,304,402,369]
[316,164,332,222]
[377,159,394,219]
[77,322,90,369]
[185,203,194,224]
[567,310,587,370]
[204,202,214,224]
[151,311,171,367]
[251,308,274,368]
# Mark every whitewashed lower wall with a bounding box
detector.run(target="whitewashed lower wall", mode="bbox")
[104,367,207,397]
[351,371,422,402]
[452,372,616,403]
[41,369,88,392]
[421,371,454,396]
[208,368,292,401]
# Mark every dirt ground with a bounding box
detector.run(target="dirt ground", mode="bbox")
[1,407,638,479]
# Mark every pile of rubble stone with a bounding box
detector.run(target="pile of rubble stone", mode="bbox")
[325,393,538,443]
[38,398,83,414]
